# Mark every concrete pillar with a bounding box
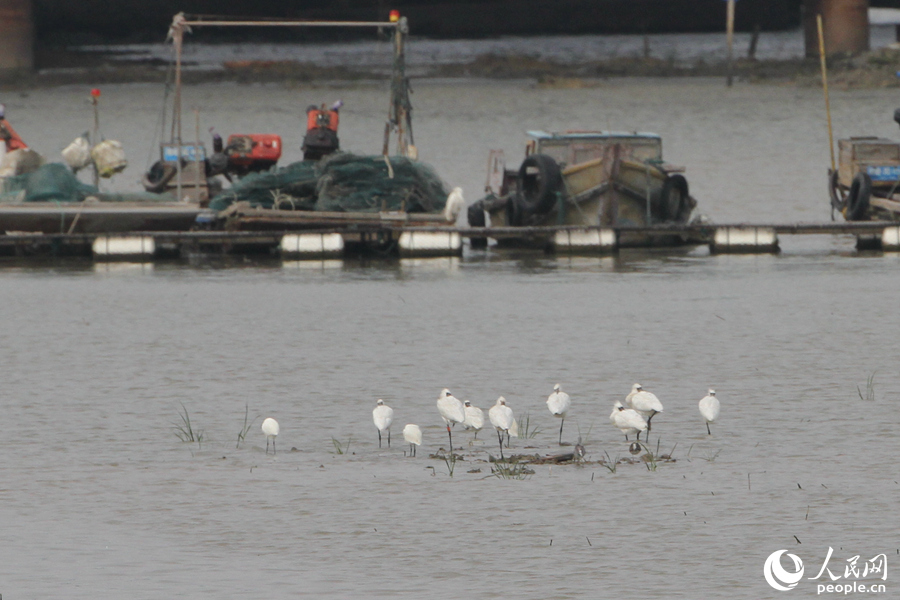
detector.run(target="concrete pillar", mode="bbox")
[0,0,33,74]
[803,0,870,58]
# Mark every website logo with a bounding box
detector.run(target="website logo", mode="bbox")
[764,550,805,591]
[763,548,887,594]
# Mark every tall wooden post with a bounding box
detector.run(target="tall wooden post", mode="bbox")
[804,0,870,57]
[726,0,736,87]
[0,0,34,75]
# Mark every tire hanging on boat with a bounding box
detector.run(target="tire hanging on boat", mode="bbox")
[658,174,688,221]
[845,172,872,221]
[516,154,562,215]
[142,161,177,193]
[467,199,488,248]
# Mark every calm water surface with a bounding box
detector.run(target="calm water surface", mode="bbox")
[1,78,898,598]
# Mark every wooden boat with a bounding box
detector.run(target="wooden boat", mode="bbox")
[829,131,900,222]
[468,131,698,248]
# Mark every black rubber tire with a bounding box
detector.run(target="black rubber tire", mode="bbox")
[658,174,688,221]
[506,193,525,226]
[516,154,562,215]
[467,200,486,227]
[828,169,849,213]
[467,200,488,248]
[142,161,177,193]
[845,172,872,221]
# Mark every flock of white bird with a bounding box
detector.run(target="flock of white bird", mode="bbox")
[259,384,721,457]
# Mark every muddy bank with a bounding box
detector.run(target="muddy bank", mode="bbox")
[5,44,900,90]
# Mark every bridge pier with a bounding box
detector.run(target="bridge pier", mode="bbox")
[803,0,870,58]
[0,0,33,76]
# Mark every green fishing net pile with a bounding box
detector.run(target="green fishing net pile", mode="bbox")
[208,153,449,214]
[0,163,98,203]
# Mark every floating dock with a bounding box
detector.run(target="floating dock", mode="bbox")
[0,221,897,261]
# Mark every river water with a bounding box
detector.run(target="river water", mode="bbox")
[1,76,899,598]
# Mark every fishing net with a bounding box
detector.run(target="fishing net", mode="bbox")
[208,160,318,212]
[0,163,98,203]
[208,152,448,214]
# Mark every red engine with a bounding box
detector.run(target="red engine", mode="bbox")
[225,134,282,175]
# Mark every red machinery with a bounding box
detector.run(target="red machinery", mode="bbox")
[224,134,282,176]
[0,104,29,152]
[302,103,341,161]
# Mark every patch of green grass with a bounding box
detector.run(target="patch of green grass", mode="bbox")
[435,449,458,477]
[173,402,204,448]
[236,403,260,449]
[516,412,541,439]
[701,448,722,462]
[576,422,594,445]
[491,461,534,479]
[638,439,663,471]
[601,450,618,474]
[857,371,876,402]
[331,436,352,455]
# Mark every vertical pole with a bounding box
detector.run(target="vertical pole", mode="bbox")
[726,0,736,87]
[383,22,397,156]
[91,90,100,187]
[194,108,201,202]
[395,21,406,156]
[174,23,183,201]
[748,23,760,60]
[818,14,836,174]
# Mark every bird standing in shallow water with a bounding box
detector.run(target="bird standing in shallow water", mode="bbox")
[436,388,465,450]
[626,383,664,433]
[262,417,280,455]
[402,424,422,457]
[698,389,720,435]
[610,401,647,441]
[488,396,515,459]
[546,383,571,445]
[372,399,394,448]
[463,400,485,440]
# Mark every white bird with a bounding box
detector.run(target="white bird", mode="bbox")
[546,383,572,445]
[611,401,647,441]
[626,383,664,433]
[698,389,720,435]
[443,187,465,223]
[261,417,280,455]
[488,396,515,459]
[402,423,422,457]
[436,388,465,450]
[372,399,394,448]
[463,400,485,440]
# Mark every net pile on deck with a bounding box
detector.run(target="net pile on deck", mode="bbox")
[0,163,98,203]
[208,153,449,214]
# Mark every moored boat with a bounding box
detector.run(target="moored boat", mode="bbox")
[469,130,698,248]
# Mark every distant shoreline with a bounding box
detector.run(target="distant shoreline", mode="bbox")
[4,47,900,91]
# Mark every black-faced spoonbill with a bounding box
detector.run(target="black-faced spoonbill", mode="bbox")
[436,388,465,450]
[402,424,422,457]
[610,400,647,441]
[488,396,515,459]
[698,389,720,435]
[626,383,664,433]
[463,400,485,440]
[372,399,394,448]
[546,383,571,445]
[261,417,280,455]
